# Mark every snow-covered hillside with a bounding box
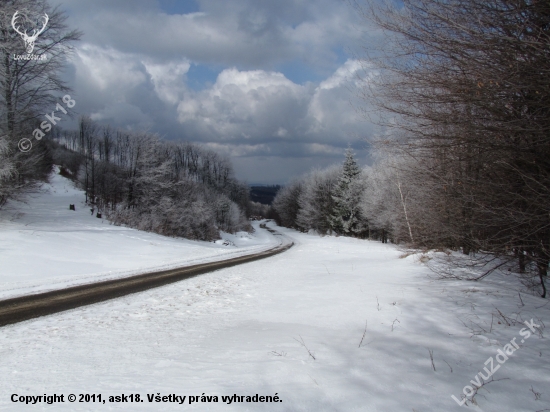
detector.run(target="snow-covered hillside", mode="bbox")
[0,168,277,300]
[0,170,549,411]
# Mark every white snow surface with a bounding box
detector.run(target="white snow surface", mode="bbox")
[1,171,550,411]
[0,168,278,300]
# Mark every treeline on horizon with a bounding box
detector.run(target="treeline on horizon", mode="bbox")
[249,186,281,206]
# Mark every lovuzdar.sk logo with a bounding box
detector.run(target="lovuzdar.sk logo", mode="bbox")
[11,10,49,60]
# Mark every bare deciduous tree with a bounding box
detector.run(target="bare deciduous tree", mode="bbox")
[354,0,550,296]
[0,0,80,203]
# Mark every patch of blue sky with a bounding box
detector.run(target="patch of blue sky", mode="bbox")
[278,46,350,85]
[186,63,221,91]
[277,60,323,85]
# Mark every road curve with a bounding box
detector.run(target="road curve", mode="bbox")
[0,225,293,327]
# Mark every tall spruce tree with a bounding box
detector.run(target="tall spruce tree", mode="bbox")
[330,148,365,236]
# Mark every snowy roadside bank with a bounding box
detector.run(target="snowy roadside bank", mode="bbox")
[0,169,278,300]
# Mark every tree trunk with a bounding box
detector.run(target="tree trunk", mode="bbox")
[537,258,548,299]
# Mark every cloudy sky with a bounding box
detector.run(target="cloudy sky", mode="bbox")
[49,0,379,184]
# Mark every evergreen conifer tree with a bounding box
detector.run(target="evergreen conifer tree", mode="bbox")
[330,148,365,235]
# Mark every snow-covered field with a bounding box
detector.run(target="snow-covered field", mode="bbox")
[1,171,549,411]
[0,168,277,300]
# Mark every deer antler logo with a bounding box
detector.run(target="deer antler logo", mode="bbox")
[11,11,49,54]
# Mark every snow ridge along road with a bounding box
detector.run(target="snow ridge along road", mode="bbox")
[0,225,293,327]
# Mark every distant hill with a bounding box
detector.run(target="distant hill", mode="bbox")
[249,185,281,205]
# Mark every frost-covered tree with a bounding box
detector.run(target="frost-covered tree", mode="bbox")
[52,117,252,241]
[273,151,369,237]
[249,201,271,219]
[272,179,303,229]
[360,154,421,244]
[0,134,14,205]
[296,166,340,235]
[329,149,367,236]
[360,163,396,243]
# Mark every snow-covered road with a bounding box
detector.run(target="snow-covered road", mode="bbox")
[0,170,549,411]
